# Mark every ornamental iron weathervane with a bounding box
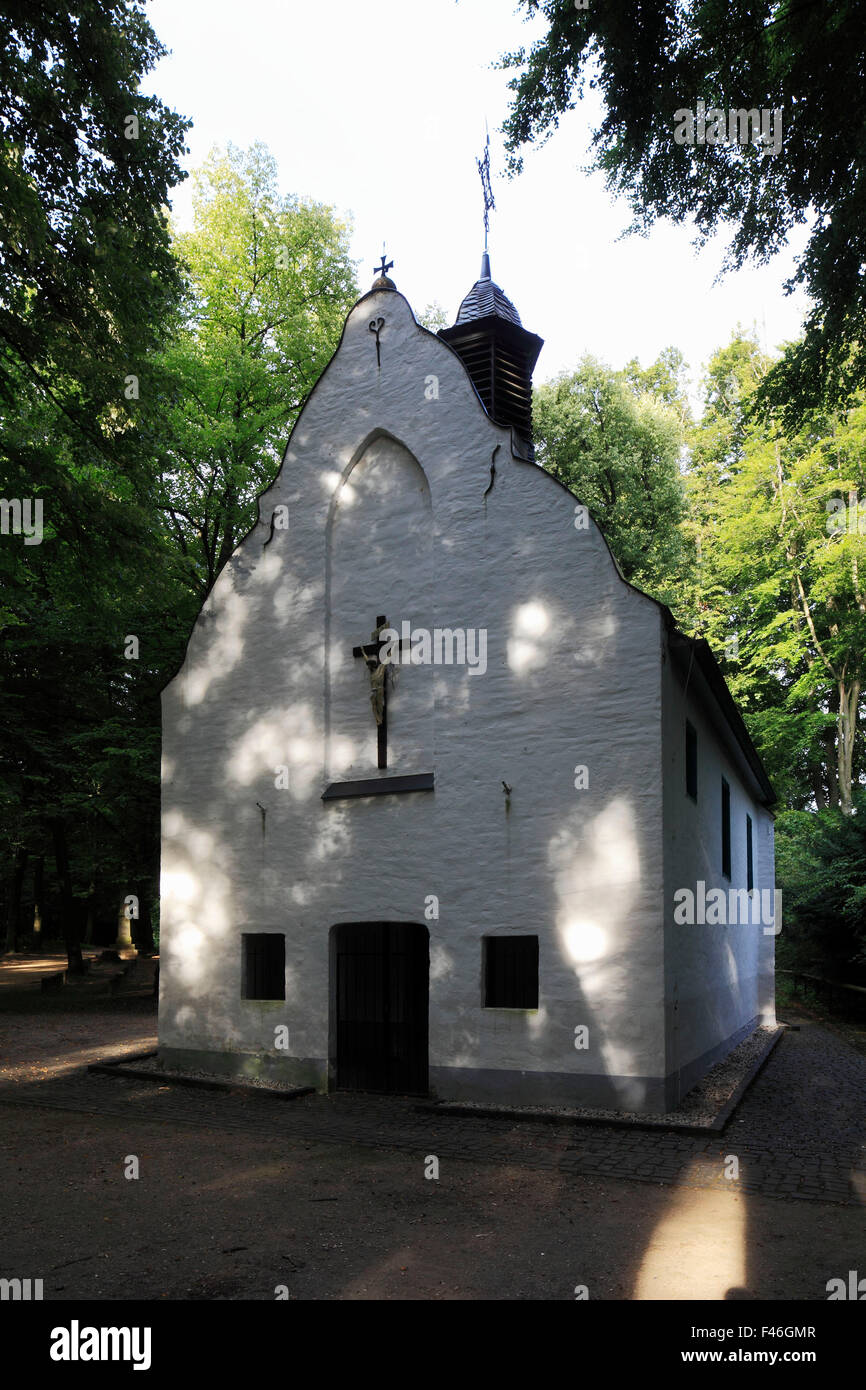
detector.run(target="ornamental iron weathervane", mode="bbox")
[477,130,495,252]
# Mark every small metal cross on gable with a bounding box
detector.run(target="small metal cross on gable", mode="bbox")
[369,247,392,366]
[352,615,410,770]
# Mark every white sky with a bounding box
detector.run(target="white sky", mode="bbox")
[144,0,812,406]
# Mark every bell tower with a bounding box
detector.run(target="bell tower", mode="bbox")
[437,137,542,458]
[438,252,543,460]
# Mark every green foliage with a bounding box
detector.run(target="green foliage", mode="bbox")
[776,795,866,976]
[0,0,189,433]
[621,347,691,427]
[0,0,192,960]
[535,326,865,974]
[416,302,449,332]
[1,128,360,961]
[499,0,866,424]
[154,143,359,596]
[534,352,692,611]
[686,332,866,812]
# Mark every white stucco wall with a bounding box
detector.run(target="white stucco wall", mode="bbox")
[661,641,776,1105]
[159,284,709,1111]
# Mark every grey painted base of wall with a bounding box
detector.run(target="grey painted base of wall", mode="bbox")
[664,1015,759,1111]
[428,1065,671,1113]
[158,1047,327,1091]
[160,1017,760,1113]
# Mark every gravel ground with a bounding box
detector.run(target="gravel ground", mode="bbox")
[1,1077,863,1301]
[1,985,864,1300]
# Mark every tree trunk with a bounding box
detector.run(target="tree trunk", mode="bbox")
[4,845,29,953]
[51,818,84,974]
[134,875,155,956]
[823,725,839,809]
[810,762,827,810]
[115,891,134,950]
[83,880,96,945]
[32,854,44,937]
[837,678,860,815]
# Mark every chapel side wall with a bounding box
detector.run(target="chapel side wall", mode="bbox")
[158,287,669,1110]
[420,480,668,1112]
[661,640,776,1105]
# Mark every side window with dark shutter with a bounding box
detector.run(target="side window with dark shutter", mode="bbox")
[685,720,698,800]
[242,933,285,1000]
[483,936,539,1008]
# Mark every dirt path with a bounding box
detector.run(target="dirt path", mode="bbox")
[0,986,863,1300]
[1,1099,862,1301]
[0,962,156,1084]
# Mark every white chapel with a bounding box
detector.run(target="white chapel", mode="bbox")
[158,252,776,1112]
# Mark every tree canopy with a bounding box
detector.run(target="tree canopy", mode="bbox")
[155,143,358,597]
[0,0,192,966]
[499,0,866,426]
[534,351,691,609]
[0,0,190,435]
[1,125,357,965]
[686,333,866,813]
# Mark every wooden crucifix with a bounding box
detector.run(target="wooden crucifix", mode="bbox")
[352,615,408,770]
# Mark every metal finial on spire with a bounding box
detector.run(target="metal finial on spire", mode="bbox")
[476,130,495,254]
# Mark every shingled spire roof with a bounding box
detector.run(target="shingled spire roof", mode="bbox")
[455,252,522,327]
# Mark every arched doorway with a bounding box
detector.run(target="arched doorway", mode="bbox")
[331,922,429,1095]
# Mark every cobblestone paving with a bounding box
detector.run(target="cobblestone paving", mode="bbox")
[1,1018,864,1205]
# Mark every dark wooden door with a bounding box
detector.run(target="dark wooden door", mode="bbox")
[334,922,428,1094]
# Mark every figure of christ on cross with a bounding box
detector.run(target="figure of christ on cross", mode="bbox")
[352,615,410,770]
